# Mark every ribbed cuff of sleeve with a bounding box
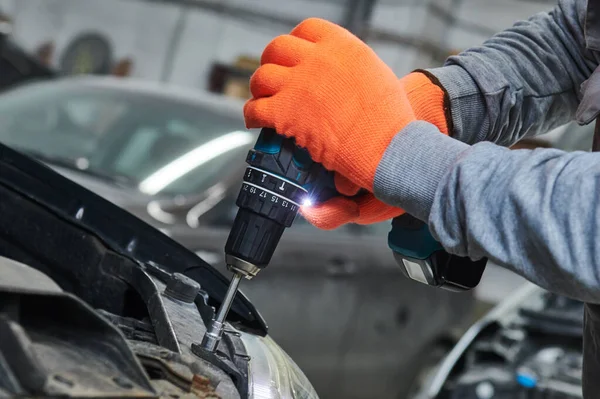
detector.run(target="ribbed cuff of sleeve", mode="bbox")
[425,65,490,144]
[373,121,469,221]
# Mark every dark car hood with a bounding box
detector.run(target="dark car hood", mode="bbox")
[0,142,267,333]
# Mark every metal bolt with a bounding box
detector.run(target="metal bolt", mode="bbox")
[164,273,201,303]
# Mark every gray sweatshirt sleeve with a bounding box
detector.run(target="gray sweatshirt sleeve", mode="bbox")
[373,0,600,302]
[426,0,598,146]
[374,123,600,303]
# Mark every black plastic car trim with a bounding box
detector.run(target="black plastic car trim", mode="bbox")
[0,143,267,334]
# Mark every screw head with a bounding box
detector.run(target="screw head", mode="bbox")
[164,273,201,303]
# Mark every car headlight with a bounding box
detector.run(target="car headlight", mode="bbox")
[239,332,319,399]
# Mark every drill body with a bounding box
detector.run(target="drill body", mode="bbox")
[225,127,486,291]
[224,128,336,278]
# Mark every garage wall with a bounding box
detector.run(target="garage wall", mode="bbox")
[6,0,183,81]
[0,0,14,15]
[2,0,553,89]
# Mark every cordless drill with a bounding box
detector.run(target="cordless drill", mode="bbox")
[200,128,487,352]
[200,128,337,351]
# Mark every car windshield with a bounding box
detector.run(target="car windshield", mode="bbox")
[0,80,253,196]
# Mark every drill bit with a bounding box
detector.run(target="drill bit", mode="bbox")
[201,272,242,352]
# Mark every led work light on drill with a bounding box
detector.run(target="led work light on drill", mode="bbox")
[201,128,335,352]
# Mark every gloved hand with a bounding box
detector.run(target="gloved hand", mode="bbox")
[244,18,449,229]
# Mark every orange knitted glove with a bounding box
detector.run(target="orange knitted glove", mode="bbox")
[244,18,448,230]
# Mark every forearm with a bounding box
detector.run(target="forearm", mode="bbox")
[426,0,597,146]
[375,122,600,303]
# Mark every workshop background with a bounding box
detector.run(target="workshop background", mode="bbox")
[0,0,554,89]
[0,0,588,398]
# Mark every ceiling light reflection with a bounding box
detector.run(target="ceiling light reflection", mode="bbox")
[139,131,254,195]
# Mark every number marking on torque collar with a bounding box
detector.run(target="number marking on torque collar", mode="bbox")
[243,182,301,207]
[247,166,307,192]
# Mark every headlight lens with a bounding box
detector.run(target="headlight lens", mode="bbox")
[240,333,319,399]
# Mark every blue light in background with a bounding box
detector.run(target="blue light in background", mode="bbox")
[516,373,537,388]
